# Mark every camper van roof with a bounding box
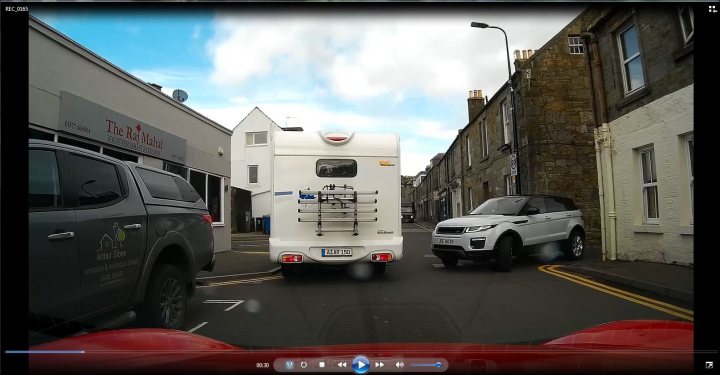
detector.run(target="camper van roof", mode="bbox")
[274,131,399,157]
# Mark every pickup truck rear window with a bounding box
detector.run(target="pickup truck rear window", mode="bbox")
[316,159,357,178]
[137,167,201,203]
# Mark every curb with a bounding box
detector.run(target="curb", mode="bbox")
[562,265,693,303]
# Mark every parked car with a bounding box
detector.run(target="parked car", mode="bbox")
[401,204,415,223]
[431,195,585,272]
[29,140,215,334]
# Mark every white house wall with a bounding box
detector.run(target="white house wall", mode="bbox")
[230,107,281,218]
[609,84,694,265]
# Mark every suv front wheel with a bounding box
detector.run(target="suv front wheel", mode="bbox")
[139,264,187,330]
[495,236,513,272]
[564,230,585,260]
[440,256,458,268]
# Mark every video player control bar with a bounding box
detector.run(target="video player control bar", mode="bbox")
[274,357,448,373]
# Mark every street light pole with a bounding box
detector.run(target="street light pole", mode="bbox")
[471,22,522,195]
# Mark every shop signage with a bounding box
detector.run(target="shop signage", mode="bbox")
[59,91,187,164]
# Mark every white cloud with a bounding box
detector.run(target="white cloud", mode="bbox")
[402,150,436,177]
[207,10,583,100]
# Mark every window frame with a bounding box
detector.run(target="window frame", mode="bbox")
[187,168,225,226]
[316,159,358,178]
[480,117,489,159]
[466,135,472,167]
[686,136,694,224]
[248,165,259,184]
[467,187,473,214]
[504,175,515,196]
[678,6,694,44]
[245,131,268,146]
[501,99,511,145]
[639,146,659,224]
[30,126,143,164]
[616,23,646,95]
[568,35,584,54]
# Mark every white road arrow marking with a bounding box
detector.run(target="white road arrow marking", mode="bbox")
[187,321,208,333]
[204,299,245,311]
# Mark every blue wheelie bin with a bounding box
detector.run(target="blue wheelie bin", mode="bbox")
[263,215,271,235]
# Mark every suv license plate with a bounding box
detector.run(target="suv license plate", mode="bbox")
[438,238,455,245]
[322,248,352,257]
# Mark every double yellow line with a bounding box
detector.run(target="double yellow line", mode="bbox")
[198,274,284,288]
[538,265,693,321]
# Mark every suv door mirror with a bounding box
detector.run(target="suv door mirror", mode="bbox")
[526,207,539,215]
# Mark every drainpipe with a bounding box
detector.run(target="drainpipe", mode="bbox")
[593,131,607,261]
[582,31,617,261]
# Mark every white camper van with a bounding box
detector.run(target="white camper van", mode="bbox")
[270,131,403,277]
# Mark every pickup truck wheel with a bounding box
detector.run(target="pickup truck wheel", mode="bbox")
[140,264,187,330]
[373,263,387,275]
[440,256,458,268]
[564,230,585,260]
[495,236,513,272]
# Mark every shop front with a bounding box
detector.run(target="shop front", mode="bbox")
[28,16,232,253]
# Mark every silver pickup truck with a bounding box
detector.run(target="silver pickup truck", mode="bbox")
[29,140,215,334]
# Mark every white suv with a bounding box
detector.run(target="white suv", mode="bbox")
[431,195,585,272]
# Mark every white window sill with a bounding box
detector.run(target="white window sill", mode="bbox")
[678,226,694,235]
[245,144,267,147]
[212,223,225,228]
[632,225,664,234]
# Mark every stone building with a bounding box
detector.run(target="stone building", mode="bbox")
[581,5,694,264]
[411,7,603,247]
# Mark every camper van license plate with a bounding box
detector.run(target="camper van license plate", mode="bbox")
[322,248,352,257]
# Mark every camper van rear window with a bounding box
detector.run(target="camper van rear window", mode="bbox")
[316,159,357,178]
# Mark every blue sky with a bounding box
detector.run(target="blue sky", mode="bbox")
[33,7,584,176]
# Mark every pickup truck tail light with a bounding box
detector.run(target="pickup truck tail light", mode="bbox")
[202,214,213,225]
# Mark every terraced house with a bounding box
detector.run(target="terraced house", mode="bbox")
[413,8,602,245]
[581,5,694,264]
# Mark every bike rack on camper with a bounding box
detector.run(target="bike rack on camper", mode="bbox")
[297,184,379,236]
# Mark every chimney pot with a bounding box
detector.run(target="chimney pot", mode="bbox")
[522,50,527,59]
[528,49,534,57]
[514,50,521,60]
[468,90,473,98]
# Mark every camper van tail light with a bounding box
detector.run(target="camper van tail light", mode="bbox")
[281,254,303,263]
[371,253,393,262]
[327,136,347,142]
[202,214,213,225]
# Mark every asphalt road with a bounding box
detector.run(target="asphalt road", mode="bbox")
[184,223,691,349]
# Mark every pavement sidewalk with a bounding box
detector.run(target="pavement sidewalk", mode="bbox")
[414,220,693,303]
[197,231,277,281]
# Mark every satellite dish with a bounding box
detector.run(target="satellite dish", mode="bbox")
[172,89,188,103]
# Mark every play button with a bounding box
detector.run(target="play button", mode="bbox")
[352,355,370,374]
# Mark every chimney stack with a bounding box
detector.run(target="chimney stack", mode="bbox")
[149,83,162,91]
[467,89,486,122]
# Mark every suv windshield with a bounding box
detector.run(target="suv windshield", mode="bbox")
[401,206,414,213]
[470,197,528,216]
